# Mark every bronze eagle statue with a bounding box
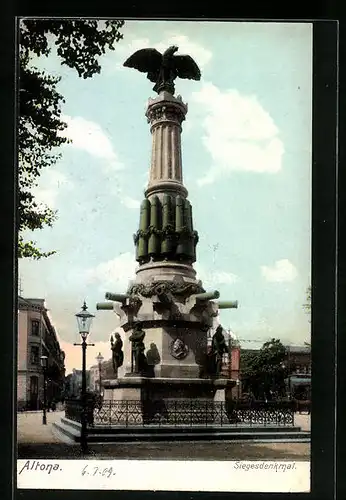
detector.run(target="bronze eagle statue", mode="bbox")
[123,45,201,95]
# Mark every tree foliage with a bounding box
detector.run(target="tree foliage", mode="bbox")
[240,338,287,400]
[303,285,311,314]
[19,19,125,259]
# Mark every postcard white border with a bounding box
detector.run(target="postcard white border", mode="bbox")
[17,459,310,492]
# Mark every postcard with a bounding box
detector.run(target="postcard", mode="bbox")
[16,18,316,493]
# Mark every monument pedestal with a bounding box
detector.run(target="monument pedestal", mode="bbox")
[103,377,236,425]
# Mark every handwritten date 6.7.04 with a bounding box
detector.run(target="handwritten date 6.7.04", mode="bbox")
[81,465,116,478]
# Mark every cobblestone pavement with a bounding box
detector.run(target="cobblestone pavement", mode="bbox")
[17,411,310,461]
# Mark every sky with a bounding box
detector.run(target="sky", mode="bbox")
[18,20,312,374]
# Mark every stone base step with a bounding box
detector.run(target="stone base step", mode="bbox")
[54,417,310,444]
[86,432,310,443]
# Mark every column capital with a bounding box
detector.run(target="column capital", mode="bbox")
[146,92,188,131]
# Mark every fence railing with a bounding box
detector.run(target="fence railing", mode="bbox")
[64,399,295,428]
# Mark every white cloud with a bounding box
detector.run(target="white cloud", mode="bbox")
[261,259,298,282]
[60,115,124,172]
[194,262,238,288]
[108,183,141,210]
[155,35,212,70]
[32,170,74,208]
[212,271,239,285]
[105,34,212,74]
[59,115,141,210]
[191,83,284,185]
[85,253,137,292]
[120,196,141,209]
[103,38,151,73]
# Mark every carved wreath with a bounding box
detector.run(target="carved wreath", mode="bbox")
[128,281,205,298]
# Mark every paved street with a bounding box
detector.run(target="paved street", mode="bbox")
[17,411,310,460]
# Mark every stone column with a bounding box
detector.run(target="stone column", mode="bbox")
[145,91,188,199]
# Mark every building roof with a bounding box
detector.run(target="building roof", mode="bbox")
[72,369,83,375]
[241,344,311,353]
[286,345,310,353]
[18,296,46,311]
[287,376,311,385]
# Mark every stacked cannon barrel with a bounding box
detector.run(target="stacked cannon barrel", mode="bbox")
[134,195,198,264]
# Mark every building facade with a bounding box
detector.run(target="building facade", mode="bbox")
[65,369,91,398]
[89,359,113,394]
[285,345,311,400]
[17,297,66,410]
[89,365,100,393]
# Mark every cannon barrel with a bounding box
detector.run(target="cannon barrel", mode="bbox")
[96,302,114,310]
[217,300,238,309]
[195,290,220,301]
[104,292,129,302]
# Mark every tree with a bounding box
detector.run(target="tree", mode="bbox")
[19,19,125,259]
[240,338,287,400]
[303,285,311,314]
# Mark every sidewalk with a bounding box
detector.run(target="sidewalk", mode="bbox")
[17,410,63,444]
[294,413,310,432]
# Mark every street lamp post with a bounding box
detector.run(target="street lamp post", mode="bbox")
[74,301,95,454]
[96,352,104,394]
[40,355,48,425]
[236,379,240,400]
[287,346,292,399]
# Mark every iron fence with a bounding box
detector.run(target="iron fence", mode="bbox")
[65,398,83,422]
[65,399,295,428]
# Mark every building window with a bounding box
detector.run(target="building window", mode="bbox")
[29,376,39,410]
[30,346,40,365]
[31,320,40,336]
[30,376,38,395]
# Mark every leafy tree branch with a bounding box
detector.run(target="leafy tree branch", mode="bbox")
[18,19,125,259]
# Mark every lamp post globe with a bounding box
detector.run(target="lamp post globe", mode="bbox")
[96,352,104,364]
[76,301,95,340]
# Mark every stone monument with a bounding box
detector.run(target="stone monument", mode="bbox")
[96,46,238,422]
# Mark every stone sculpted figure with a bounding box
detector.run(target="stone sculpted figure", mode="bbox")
[110,332,124,377]
[129,323,148,374]
[146,342,161,378]
[123,45,201,95]
[211,325,229,377]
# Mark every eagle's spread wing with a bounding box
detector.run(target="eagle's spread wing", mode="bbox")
[173,55,201,81]
[123,48,162,82]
